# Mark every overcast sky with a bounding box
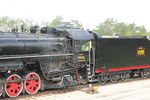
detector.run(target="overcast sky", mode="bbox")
[0,0,150,30]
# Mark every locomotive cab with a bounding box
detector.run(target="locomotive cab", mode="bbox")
[64,29,95,83]
[53,23,96,83]
[66,29,94,64]
[54,22,94,66]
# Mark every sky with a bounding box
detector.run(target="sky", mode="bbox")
[0,0,150,30]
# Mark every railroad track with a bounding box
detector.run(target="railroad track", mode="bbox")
[2,76,150,100]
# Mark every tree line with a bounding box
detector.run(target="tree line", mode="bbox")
[0,16,82,33]
[94,18,149,36]
[0,16,149,36]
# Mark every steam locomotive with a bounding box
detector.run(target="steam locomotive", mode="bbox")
[0,22,150,98]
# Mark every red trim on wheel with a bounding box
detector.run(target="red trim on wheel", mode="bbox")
[0,78,3,96]
[5,74,23,97]
[95,65,150,73]
[24,72,41,94]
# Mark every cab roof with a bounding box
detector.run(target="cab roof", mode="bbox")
[65,29,94,40]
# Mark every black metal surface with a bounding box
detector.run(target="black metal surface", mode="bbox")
[95,36,150,70]
[0,32,64,56]
[64,29,94,40]
[0,59,23,71]
[0,31,69,72]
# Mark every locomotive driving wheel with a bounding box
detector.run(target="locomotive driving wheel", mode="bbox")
[5,74,23,97]
[0,78,3,97]
[24,72,41,94]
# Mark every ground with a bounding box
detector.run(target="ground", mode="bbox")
[5,78,150,100]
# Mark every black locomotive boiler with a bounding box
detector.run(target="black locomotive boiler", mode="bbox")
[0,22,150,98]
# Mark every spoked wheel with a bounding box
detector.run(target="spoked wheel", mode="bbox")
[110,73,120,82]
[98,75,106,84]
[5,74,23,97]
[0,78,3,97]
[24,72,41,94]
[140,69,150,78]
[121,72,130,81]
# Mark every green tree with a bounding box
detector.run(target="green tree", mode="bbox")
[0,16,84,33]
[94,18,149,36]
[49,16,63,27]
[0,16,33,32]
[94,18,117,35]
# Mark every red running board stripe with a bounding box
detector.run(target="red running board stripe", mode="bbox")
[95,65,150,73]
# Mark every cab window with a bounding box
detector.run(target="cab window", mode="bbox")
[75,41,90,52]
